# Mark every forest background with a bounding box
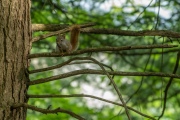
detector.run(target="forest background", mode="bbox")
[28,0,180,120]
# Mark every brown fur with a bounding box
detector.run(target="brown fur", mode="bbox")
[70,25,80,51]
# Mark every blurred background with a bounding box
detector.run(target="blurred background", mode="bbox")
[28,0,180,119]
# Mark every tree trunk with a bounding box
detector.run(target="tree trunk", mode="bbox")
[0,0,31,120]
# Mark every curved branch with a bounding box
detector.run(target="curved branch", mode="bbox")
[158,51,180,119]
[28,94,156,120]
[12,103,84,120]
[85,57,131,119]
[29,57,114,75]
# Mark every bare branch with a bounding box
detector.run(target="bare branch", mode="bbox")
[32,27,69,42]
[32,23,95,42]
[29,57,114,74]
[29,57,80,74]
[28,69,180,86]
[82,28,180,38]
[28,94,156,120]
[28,44,178,59]
[32,24,69,31]
[32,24,180,38]
[32,23,95,31]
[12,103,85,120]
[119,49,180,56]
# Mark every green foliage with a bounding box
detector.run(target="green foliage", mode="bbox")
[29,0,180,119]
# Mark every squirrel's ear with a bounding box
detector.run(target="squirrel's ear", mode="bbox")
[57,34,65,40]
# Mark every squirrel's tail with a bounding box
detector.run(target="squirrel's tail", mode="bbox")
[70,25,80,51]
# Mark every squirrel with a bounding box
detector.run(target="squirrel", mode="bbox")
[56,25,80,53]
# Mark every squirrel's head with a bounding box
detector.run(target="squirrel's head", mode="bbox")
[56,34,66,42]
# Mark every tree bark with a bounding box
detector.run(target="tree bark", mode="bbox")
[0,0,31,120]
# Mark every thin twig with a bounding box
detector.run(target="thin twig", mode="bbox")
[154,0,161,30]
[126,47,152,103]
[158,51,180,119]
[127,0,154,29]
